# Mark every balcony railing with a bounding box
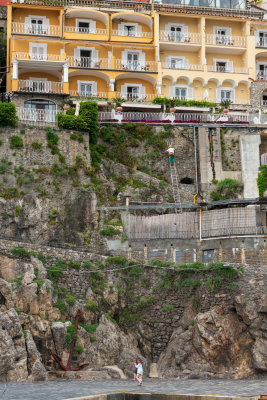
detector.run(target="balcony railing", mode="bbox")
[154,0,246,9]
[12,22,60,36]
[206,34,246,47]
[160,31,201,44]
[15,52,63,62]
[69,90,109,99]
[207,65,248,74]
[256,70,267,80]
[255,37,267,48]
[162,62,203,71]
[115,60,158,72]
[17,108,57,125]
[112,29,153,39]
[64,26,108,35]
[68,57,109,69]
[17,80,63,94]
[116,92,158,102]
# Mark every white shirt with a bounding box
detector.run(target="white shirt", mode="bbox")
[167,147,174,155]
[136,363,143,375]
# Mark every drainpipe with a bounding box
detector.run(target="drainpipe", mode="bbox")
[193,126,199,203]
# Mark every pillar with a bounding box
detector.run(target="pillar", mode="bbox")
[240,131,261,198]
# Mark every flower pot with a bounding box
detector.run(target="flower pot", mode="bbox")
[170,107,176,114]
[63,104,70,111]
[116,106,123,112]
[223,108,229,114]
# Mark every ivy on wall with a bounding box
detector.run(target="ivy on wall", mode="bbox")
[257,165,267,197]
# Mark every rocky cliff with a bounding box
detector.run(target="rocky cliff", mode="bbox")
[0,252,266,382]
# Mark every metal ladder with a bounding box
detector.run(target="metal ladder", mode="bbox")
[169,157,182,213]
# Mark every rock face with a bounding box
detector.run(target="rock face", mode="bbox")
[118,350,149,378]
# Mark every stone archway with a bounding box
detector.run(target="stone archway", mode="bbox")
[250,81,267,108]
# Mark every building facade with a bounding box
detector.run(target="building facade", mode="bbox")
[5,0,267,121]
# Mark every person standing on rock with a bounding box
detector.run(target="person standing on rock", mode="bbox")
[166,144,175,164]
[136,358,143,386]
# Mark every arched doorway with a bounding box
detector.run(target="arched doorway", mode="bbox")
[24,99,57,123]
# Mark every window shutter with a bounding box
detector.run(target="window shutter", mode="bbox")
[170,86,175,98]
[139,51,145,69]
[140,85,146,100]
[25,16,31,33]
[231,89,235,103]
[90,20,96,34]
[121,84,127,99]
[255,31,260,46]
[181,25,188,41]
[92,48,98,62]
[118,23,124,36]
[184,58,189,69]
[136,24,142,37]
[188,87,193,100]
[227,61,233,72]
[216,88,221,103]
[226,27,231,37]
[92,81,97,96]
[74,48,79,59]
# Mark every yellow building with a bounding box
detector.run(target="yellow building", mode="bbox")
[5,0,266,120]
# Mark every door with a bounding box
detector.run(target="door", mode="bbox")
[80,83,92,97]
[30,45,46,60]
[216,61,226,72]
[124,25,136,37]
[259,32,267,47]
[78,21,90,33]
[171,58,184,69]
[216,28,227,44]
[127,53,139,70]
[170,26,182,42]
[127,86,139,100]
[259,65,267,80]
[202,249,214,263]
[79,50,92,68]
[221,90,232,102]
[31,18,43,35]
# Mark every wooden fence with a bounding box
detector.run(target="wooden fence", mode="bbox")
[128,207,266,240]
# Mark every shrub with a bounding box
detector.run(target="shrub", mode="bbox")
[211,178,243,201]
[80,323,98,333]
[86,300,98,311]
[162,304,175,312]
[66,294,75,306]
[0,102,17,127]
[57,114,87,131]
[90,336,97,342]
[11,247,30,259]
[0,164,6,174]
[10,136,23,149]
[74,345,84,354]
[14,206,20,217]
[68,261,80,270]
[32,141,42,150]
[100,226,120,236]
[54,299,67,314]
[46,127,59,149]
[257,165,267,197]
[65,324,75,346]
[79,101,99,145]
[47,265,63,281]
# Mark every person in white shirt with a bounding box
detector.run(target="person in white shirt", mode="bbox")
[136,359,143,386]
[166,144,175,164]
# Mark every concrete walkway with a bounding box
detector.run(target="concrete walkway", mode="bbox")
[0,379,266,400]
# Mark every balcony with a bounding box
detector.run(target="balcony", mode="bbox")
[115,60,157,72]
[256,70,267,81]
[206,34,246,48]
[12,22,60,37]
[160,31,201,45]
[15,53,63,62]
[64,26,108,36]
[112,29,153,39]
[68,57,109,69]
[17,80,63,94]
[17,108,57,125]
[207,65,248,74]
[69,90,109,99]
[153,0,246,9]
[116,92,158,102]
[162,62,203,71]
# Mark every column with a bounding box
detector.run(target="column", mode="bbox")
[240,131,261,198]
[63,62,69,94]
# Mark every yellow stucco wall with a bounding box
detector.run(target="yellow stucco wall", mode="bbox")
[159,16,200,33]
[12,7,60,26]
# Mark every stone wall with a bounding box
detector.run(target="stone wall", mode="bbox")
[250,81,267,109]
[11,93,66,112]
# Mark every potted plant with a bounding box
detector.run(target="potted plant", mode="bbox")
[220,99,232,114]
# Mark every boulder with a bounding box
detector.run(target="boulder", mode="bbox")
[30,257,47,280]
[51,322,67,358]
[25,331,48,381]
[252,338,267,371]
[118,349,149,378]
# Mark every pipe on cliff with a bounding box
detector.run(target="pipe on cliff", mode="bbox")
[193,126,199,203]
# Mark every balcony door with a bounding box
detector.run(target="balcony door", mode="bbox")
[259,32,267,47]
[80,50,92,68]
[127,86,139,100]
[170,26,183,42]
[175,88,187,100]
[29,43,47,60]
[80,83,92,97]
[31,18,43,35]
[258,64,267,80]
[127,53,139,70]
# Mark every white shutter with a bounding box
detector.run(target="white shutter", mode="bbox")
[139,51,145,69]
[181,25,188,41]
[74,48,79,58]
[231,89,235,103]
[121,50,127,65]
[184,58,189,69]
[227,61,233,72]
[226,27,231,37]
[136,24,142,37]
[25,16,31,33]
[121,84,127,99]
[92,81,97,96]
[92,48,98,62]
[170,86,175,98]
[140,85,146,100]
[118,23,124,36]
[255,30,260,46]
[216,88,221,103]
[187,87,193,100]
[90,20,96,34]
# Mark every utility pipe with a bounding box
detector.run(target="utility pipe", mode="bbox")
[193,126,199,203]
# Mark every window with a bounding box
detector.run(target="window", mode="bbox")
[31,18,43,35]
[165,23,188,42]
[80,50,92,67]
[127,53,139,70]
[25,15,49,35]
[78,21,90,33]
[29,43,47,60]
[24,99,56,122]
[75,19,96,34]
[216,61,226,72]
[259,32,267,47]
[175,88,187,99]
[127,86,139,100]
[80,83,92,97]
[170,58,184,69]
[118,22,141,37]
[258,64,267,80]
[216,87,234,103]
[220,90,232,101]
[124,25,136,37]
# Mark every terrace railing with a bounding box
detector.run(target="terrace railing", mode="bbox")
[112,29,153,38]
[115,59,158,72]
[207,65,248,74]
[162,62,203,71]
[205,34,246,47]
[17,80,63,94]
[64,26,108,35]
[160,31,201,44]
[17,108,57,125]
[12,23,60,36]
[69,90,109,99]
[15,52,63,62]
[68,57,109,69]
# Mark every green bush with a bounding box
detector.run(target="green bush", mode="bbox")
[47,265,63,281]
[54,299,67,314]
[46,127,59,149]
[68,261,80,270]
[90,336,97,342]
[10,136,23,149]
[152,97,216,108]
[57,114,87,131]
[74,345,84,354]
[11,247,30,259]
[0,103,17,127]
[79,101,99,145]
[162,304,175,312]
[100,226,121,236]
[211,178,243,201]
[79,323,98,333]
[257,165,267,197]
[86,300,98,311]
[66,294,75,306]
[65,324,76,346]
[0,164,6,174]
[32,141,42,150]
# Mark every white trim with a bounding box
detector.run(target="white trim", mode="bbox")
[216,87,235,103]
[166,56,187,69]
[75,18,96,34]
[29,42,47,60]
[170,84,193,100]
[213,58,233,72]
[213,25,232,36]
